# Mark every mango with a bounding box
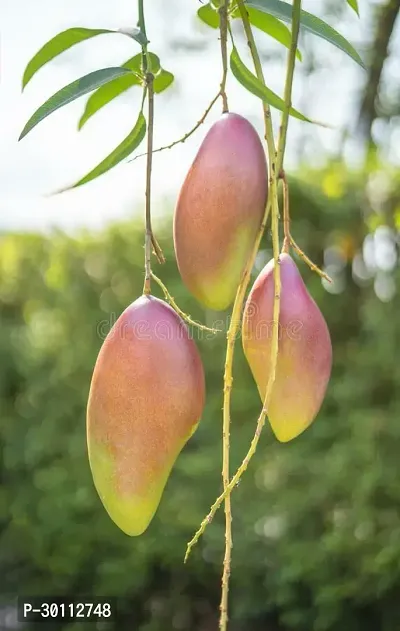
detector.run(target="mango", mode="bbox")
[242,254,332,442]
[87,295,205,535]
[174,112,268,311]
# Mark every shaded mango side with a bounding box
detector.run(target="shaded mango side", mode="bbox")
[87,295,205,535]
[174,112,268,311]
[242,254,332,442]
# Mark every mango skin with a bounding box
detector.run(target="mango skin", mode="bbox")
[174,112,268,311]
[242,254,332,442]
[87,295,205,536]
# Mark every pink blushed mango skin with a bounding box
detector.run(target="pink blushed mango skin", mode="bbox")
[87,295,205,536]
[174,112,268,311]
[242,254,332,442]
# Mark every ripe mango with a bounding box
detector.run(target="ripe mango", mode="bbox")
[174,112,268,311]
[242,254,332,442]
[87,295,205,536]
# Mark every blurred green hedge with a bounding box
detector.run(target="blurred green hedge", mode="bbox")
[1,167,400,631]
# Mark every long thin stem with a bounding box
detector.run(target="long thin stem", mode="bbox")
[187,0,306,565]
[219,0,230,114]
[138,0,160,294]
[219,2,232,628]
[143,73,154,295]
[275,0,302,176]
[151,272,220,334]
[129,92,220,164]
[281,170,290,254]
[280,171,332,282]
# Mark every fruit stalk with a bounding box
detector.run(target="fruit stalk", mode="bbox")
[219,2,232,627]
[276,0,302,177]
[186,0,304,563]
[139,0,164,295]
[218,0,230,113]
[143,74,154,295]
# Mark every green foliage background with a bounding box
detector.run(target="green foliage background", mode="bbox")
[1,166,400,631]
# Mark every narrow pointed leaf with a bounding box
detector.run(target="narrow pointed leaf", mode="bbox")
[78,53,167,130]
[232,7,302,60]
[19,68,133,140]
[72,111,146,188]
[153,70,174,94]
[118,27,147,46]
[78,56,143,130]
[347,0,360,16]
[197,4,220,28]
[22,28,131,89]
[230,46,312,123]
[246,0,365,68]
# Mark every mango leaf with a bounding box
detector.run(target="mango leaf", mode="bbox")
[19,67,133,140]
[22,28,137,89]
[197,4,220,29]
[117,27,147,46]
[78,54,144,130]
[230,46,312,123]
[232,7,302,60]
[78,53,171,130]
[246,0,365,68]
[72,111,147,188]
[154,70,174,94]
[347,0,360,16]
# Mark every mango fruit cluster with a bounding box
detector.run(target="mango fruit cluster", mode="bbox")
[87,112,332,536]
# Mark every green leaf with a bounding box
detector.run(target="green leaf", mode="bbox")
[78,53,169,130]
[22,28,128,89]
[230,46,311,123]
[117,27,148,46]
[346,0,360,16]
[246,0,365,68]
[153,70,174,94]
[197,4,220,29]
[232,7,302,61]
[73,111,147,188]
[19,67,133,140]
[78,56,143,130]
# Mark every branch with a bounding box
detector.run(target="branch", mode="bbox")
[358,0,400,144]
[219,1,232,628]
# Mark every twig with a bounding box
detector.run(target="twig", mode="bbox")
[185,0,306,565]
[219,1,230,114]
[275,0,302,177]
[143,73,154,295]
[128,92,221,164]
[138,0,164,293]
[218,2,231,628]
[280,171,332,282]
[151,272,220,334]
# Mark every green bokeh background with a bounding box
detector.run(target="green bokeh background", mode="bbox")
[1,165,400,630]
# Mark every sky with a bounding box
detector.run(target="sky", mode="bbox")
[0,0,396,233]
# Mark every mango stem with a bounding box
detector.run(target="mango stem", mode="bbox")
[218,3,232,628]
[129,92,221,164]
[280,170,332,282]
[151,272,220,334]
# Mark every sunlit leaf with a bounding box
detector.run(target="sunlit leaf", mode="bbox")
[230,46,312,122]
[22,28,135,89]
[78,53,169,129]
[197,4,220,29]
[78,56,143,130]
[118,27,147,46]
[19,67,133,140]
[153,70,174,94]
[246,0,365,68]
[347,0,360,16]
[232,7,302,60]
[71,111,146,188]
